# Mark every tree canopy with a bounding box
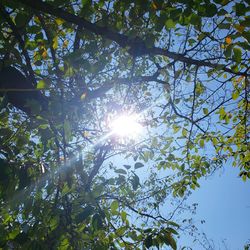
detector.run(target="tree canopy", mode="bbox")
[0,0,249,249]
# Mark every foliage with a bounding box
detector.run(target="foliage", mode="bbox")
[0,0,249,249]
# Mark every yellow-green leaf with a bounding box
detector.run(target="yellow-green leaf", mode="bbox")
[36,80,47,89]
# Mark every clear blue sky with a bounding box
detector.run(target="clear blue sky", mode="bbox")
[182,165,250,249]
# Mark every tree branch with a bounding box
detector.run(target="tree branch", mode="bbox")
[18,0,249,77]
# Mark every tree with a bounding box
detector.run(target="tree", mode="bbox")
[0,0,249,249]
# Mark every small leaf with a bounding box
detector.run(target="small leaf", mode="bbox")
[203,108,208,115]
[76,206,93,223]
[52,36,58,50]
[114,168,127,175]
[111,200,119,214]
[144,235,153,249]
[123,165,131,169]
[225,36,232,45]
[15,13,30,28]
[152,2,158,10]
[131,173,140,190]
[121,211,127,222]
[165,233,177,250]
[134,162,144,169]
[233,48,242,63]
[63,40,69,48]
[42,49,47,59]
[36,80,47,89]
[205,4,217,17]
[200,139,205,148]
[232,91,239,100]
[55,18,64,25]
[182,128,187,137]
[235,24,245,33]
[165,19,175,29]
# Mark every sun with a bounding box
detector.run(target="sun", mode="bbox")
[110,114,143,138]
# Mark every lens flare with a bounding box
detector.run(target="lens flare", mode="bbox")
[110,114,143,138]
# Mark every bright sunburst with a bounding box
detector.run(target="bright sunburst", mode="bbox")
[110,114,143,138]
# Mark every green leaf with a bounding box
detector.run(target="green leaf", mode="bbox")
[36,80,47,89]
[28,25,41,34]
[203,108,208,115]
[144,235,153,249]
[190,14,201,26]
[242,31,250,43]
[235,3,246,16]
[165,19,175,29]
[92,214,103,230]
[205,4,217,17]
[111,200,119,214]
[76,206,93,223]
[232,91,239,100]
[233,48,242,63]
[8,228,19,240]
[224,44,233,58]
[182,128,188,137]
[121,211,127,222]
[14,232,29,244]
[165,233,177,250]
[134,162,144,169]
[15,12,30,28]
[199,139,205,148]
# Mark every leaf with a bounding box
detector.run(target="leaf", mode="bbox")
[121,211,127,222]
[42,49,47,59]
[144,235,153,249]
[235,24,245,33]
[36,80,47,89]
[190,14,201,26]
[76,206,93,223]
[165,19,175,29]
[110,200,119,214]
[15,12,30,28]
[233,48,242,63]
[242,31,250,43]
[182,128,187,137]
[28,25,41,34]
[114,168,127,175]
[235,3,246,16]
[14,232,29,244]
[224,44,233,58]
[52,36,58,50]
[199,139,205,148]
[232,91,239,100]
[134,162,144,169]
[203,108,208,115]
[123,165,131,169]
[173,124,180,133]
[225,36,232,45]
[212,137,218,146]
[152,2,158,10]
[55,18,64,25]
[92,214,103,230]
[165,233,177,250]
[63,40,69,48]
[205,4,217,17]
[131,173,140,190]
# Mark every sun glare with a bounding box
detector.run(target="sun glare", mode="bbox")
[110,114,143,138]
